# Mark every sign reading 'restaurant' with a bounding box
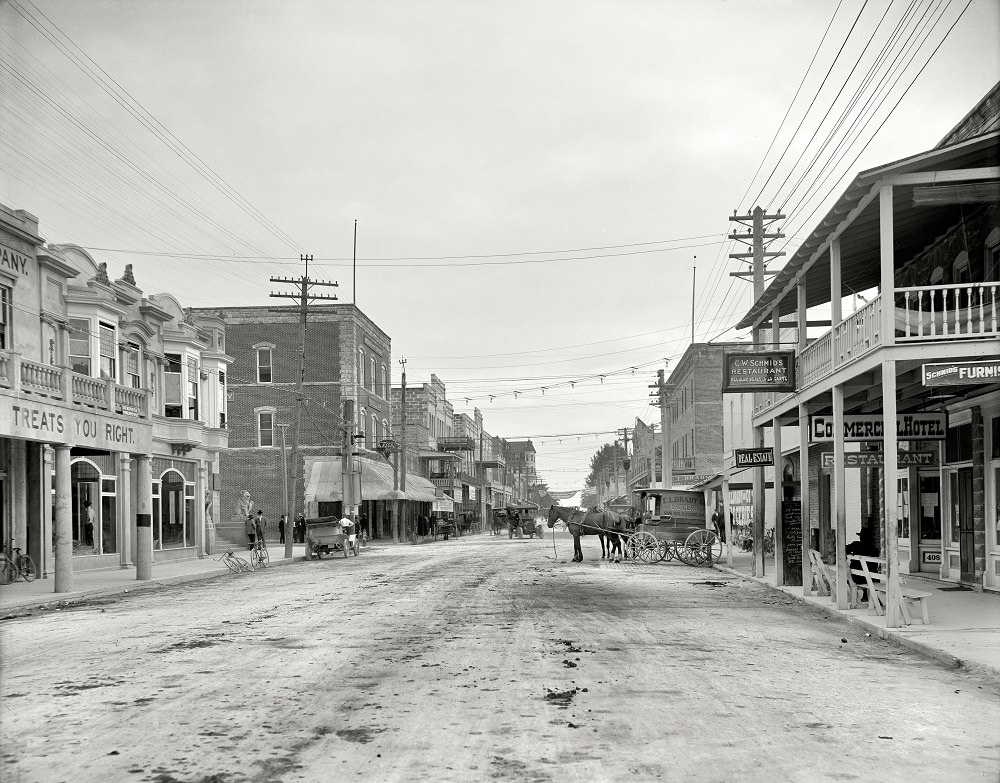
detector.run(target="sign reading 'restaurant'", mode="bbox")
[820,451,939,468]
[735,447,774,467]
[810,412,947,442]
[722,352,796,393]
[923,360,1000,386]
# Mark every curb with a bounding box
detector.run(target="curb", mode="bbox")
[711,563,1000,682]
[0,553,310,616]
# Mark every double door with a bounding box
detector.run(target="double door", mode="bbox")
[950,468,975,583]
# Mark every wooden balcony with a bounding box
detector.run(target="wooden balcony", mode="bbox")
[437,436,475,451]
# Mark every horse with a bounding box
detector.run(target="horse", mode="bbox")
[546,506,630,563]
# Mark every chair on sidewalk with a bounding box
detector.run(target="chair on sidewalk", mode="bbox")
[809,549,861,609]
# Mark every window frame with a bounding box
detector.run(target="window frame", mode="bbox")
[0,283,10,350]
[257,408,276,447]
[68,317,92,376]
[256,346,273,384]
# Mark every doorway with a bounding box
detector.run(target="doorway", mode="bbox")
[950,468,974,582]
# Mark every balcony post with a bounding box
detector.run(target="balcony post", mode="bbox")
[798,403,812,595]
[797,282,807,353]
[882,360,902,627]
[7,351,22,393]
[879,184,895,347]
[772,417,783,585]
[60,364,73,402]
[833,384,849,609]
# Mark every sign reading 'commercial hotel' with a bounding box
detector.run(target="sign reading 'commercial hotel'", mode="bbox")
[722,351,796,393]
[809,412,947,442]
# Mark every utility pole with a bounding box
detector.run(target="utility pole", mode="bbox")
[479,430,486,534]
[728,206,786,300]
[397,358,406,544]
[277,423,290,549]
[270,255,338,560]
[649,365,672,489]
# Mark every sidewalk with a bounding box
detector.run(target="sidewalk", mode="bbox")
[714,549,1000,682]
[0,543,313,616]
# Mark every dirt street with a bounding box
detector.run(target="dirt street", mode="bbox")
[2,530,998,783]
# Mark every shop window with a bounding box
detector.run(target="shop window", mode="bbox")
[256,347,272,383]
[946,423,972,463]
[70,460,117,555]
[897,477,909,539]
[0,284,10,349]
[156,470,190,549]
[99,322,116,379]
[258,410,274,447]
[993,416,1000,459]
[918,475,941,540]
[164,353,183,418]
[68,318,91,375]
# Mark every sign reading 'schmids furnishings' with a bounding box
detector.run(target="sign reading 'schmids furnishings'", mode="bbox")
[922,360,1000,386]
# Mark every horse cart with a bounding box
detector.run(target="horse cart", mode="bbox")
[305,516,360,559]
[625,488,721,566]
[501,504,542,539]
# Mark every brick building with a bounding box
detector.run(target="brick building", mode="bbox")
[189,303,396,544]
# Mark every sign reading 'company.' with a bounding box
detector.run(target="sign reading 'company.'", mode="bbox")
[722,351,796,393]
[809,412,946,442]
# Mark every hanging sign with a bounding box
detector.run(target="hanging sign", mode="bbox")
[722,351,796,393]
[735,448,774,467]
[809,413,947,442]
[922,360,1000,386]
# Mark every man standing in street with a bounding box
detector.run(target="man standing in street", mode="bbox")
[278,514,286,544]
[254,510,267,545]
[245,512,256,550]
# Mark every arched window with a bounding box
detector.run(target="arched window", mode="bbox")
[382,418,389,439]
[70,458,117,556]
[358,348,365,389]
[155,469,196,550]
[371,413,378,446]
[359,406,367,443]
[370,356,377,393]
[382,364,388,397]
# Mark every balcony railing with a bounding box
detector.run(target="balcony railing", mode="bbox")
[437,436,476,451]
[1,351,150,419]
[754,282,999,417]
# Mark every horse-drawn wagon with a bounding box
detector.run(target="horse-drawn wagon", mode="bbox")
[305,516,360,559]
[501,503,542,539]
[627,488,721,565]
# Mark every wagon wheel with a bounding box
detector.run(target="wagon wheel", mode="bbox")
[313,546,323,560]
[685,529,722,566]
[629,531,659,563]
[658,539,673,562]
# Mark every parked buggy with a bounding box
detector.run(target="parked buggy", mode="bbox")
[305,516,360,559]
[624,488,721,566]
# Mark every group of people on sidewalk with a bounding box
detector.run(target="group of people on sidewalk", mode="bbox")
[244,511,307,548]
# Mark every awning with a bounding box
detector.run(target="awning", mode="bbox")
[417,449,463,461]
[305,458,438,503]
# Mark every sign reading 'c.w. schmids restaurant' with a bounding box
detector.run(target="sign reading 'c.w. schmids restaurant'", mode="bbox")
[722,351,796,393]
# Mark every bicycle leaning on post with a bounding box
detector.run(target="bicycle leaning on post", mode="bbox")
[250,537,269,569]
[1,538,37,584]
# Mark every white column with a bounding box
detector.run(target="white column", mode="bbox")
[136,455,153,581]
[833,384,849,609]
[11,440,27,549]
[53,445,73,592]
[879,185,896,348]
[830,238,842,325]
[799,404,812,595]
[883,361,902,627]
[797,281,808,352]
[42,445,54,577]
[752,425,765,577]
[722,477,733,568]
[197,461,208,557]
[773,418,783,585]
[118,454,133,567]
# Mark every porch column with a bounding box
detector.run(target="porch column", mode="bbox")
[197,461,208,558]
[752,425,766,577]
[53,444,73,592]
[11,440,27,551]
[136,455,153,581]
[772,417,783,584]
[833,384,849,609]
[118,455,133,567]
[882,361,902,627]
[879,185,896,347]
[42,445,54,577]
[722,477,733,568]
[797,282,808,352]
[830,238,842,325]
[799,404,812,595]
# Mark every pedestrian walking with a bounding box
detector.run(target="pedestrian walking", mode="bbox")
[254,510,267,544]
[83,500,96,547]
[245,512,256,550]
[278,514,286,544]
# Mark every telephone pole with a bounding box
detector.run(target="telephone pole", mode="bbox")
[648,365,672,489]
[270,255,338,559]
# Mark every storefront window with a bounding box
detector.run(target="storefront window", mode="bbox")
[159,471,186,549]
[950,472,961,545]
[70,460,117,555]
[897,477,909,539]
[919,475,940,540]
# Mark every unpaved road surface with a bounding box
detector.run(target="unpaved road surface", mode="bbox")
[2,531,998,783]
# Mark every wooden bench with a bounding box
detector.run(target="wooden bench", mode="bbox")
[808,549,862,609]
[849,555,932,625]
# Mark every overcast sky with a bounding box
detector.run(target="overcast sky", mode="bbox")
[2,0,997,491]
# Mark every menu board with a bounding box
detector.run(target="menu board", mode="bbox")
[781,501,803,586]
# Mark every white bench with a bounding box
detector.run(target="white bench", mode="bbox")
[849,555,932,625]
[808,549,862,609]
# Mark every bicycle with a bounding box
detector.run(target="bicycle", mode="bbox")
[216,550,254,574]
[1,539,37,585]
[250,539,269,569]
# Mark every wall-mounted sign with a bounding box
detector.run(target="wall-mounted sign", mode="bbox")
[722,351,796,393]
[820,451,939,469]
[735,448,774,467]
[0,241,31,277]
[810,413,947,442]
[923,360,1000,386]
[1,397,152,453]
[922,551,942,564]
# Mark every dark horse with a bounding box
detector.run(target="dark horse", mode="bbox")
[547,506,630,563]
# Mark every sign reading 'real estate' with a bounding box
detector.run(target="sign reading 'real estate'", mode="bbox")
[810,412,947,442]
[923,360,1000,386]
[734,447,774,467]
[722,351,796,393]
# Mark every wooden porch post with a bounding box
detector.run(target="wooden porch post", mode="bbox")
[722,477,733,568]
[799,403,812,595]
[772,416,783,585]
[833,384,848,609]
